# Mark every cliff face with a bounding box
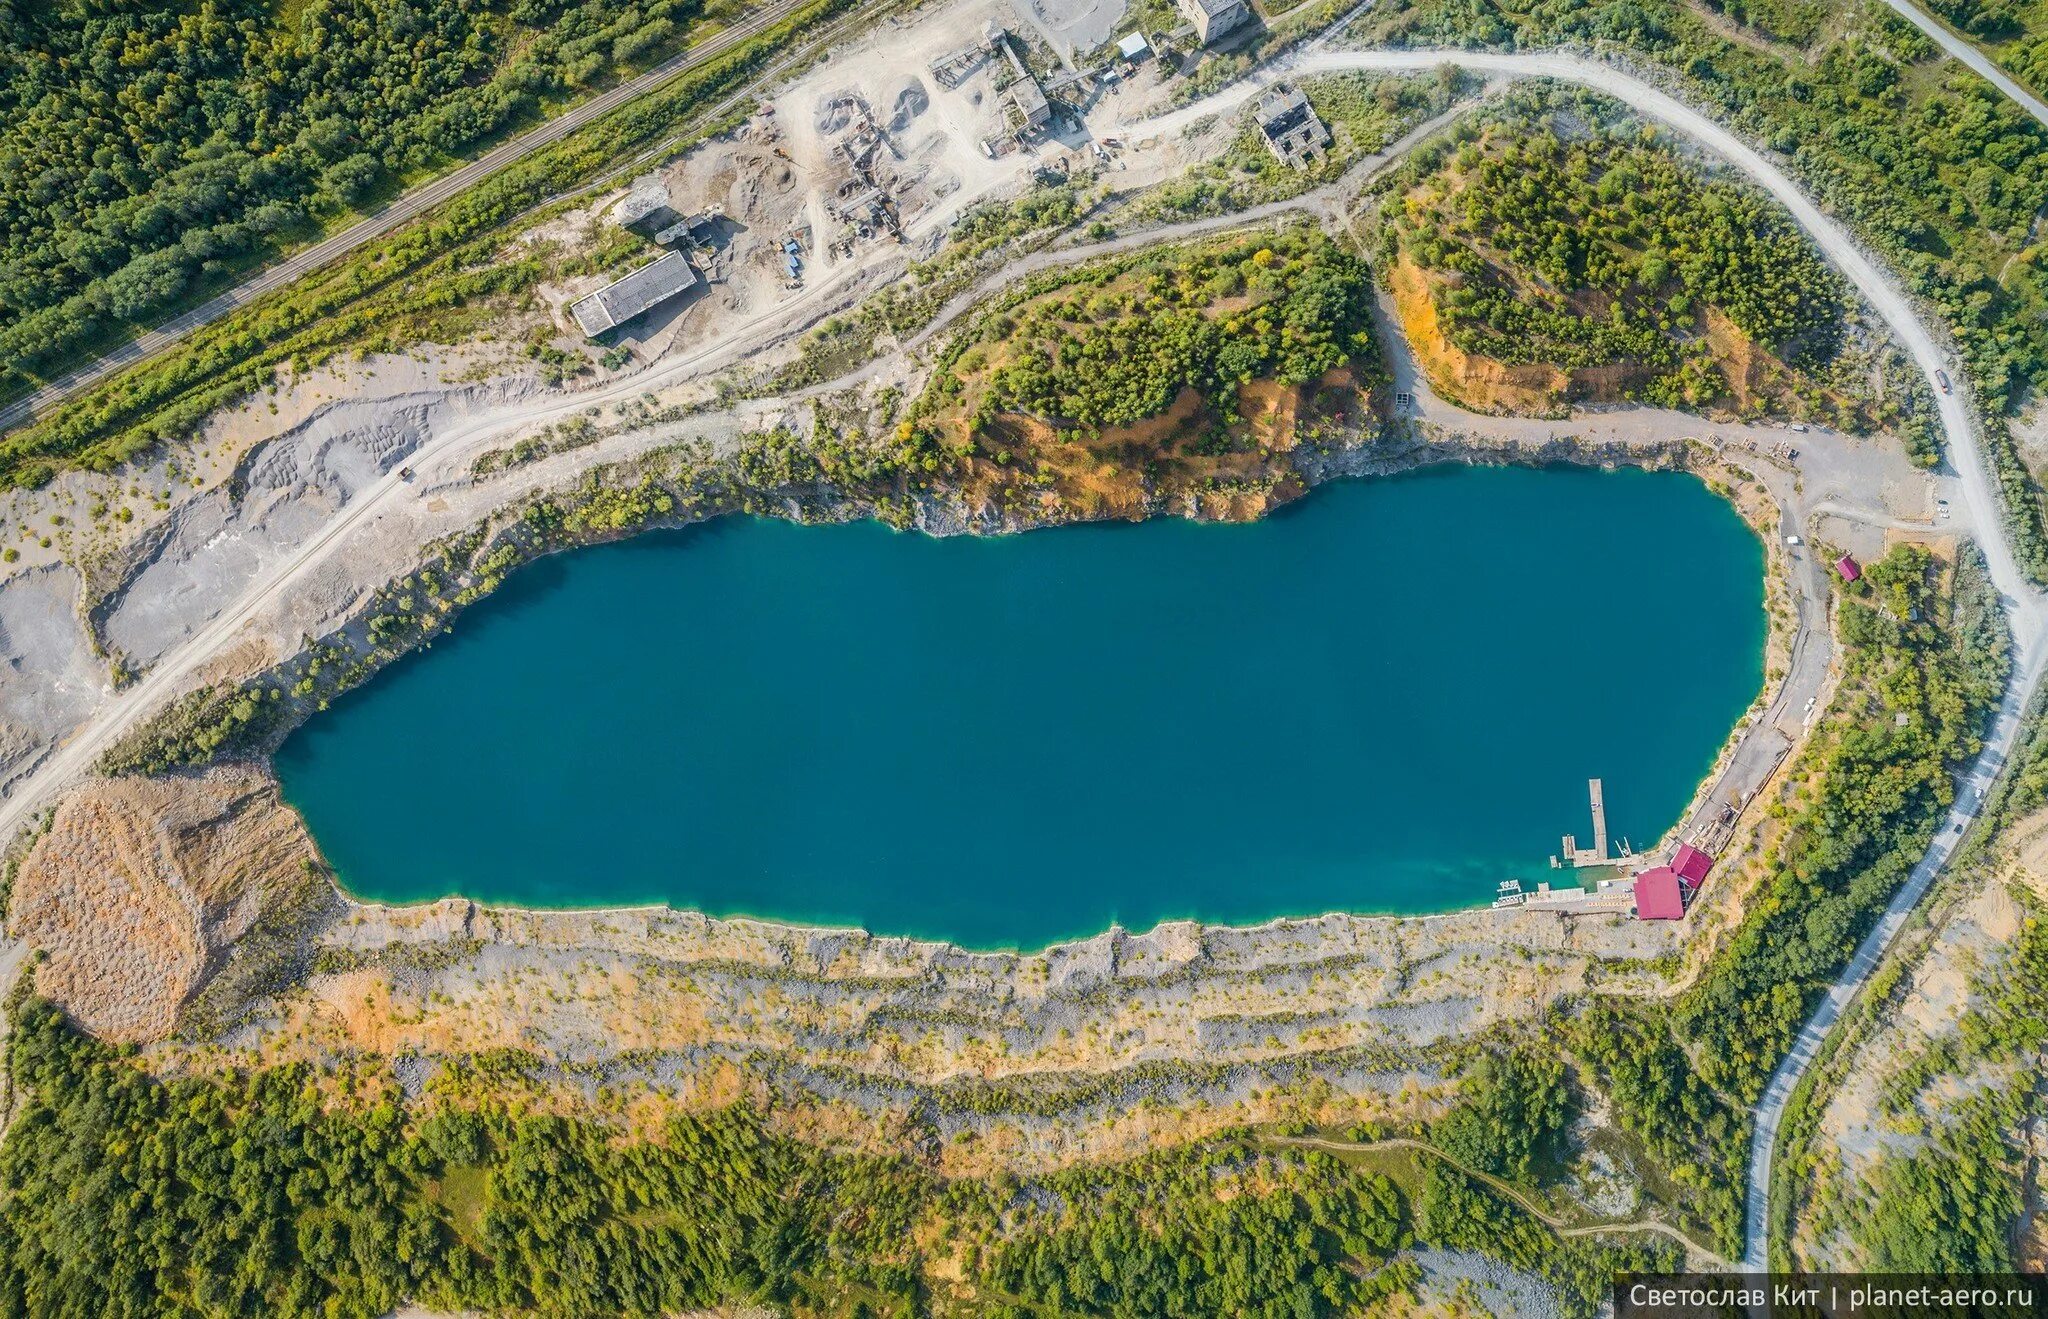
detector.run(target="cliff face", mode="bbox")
[1390,258,1646,415]
[8,768,321,1042]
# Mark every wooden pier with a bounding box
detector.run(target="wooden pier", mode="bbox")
[1553,777,1632,869]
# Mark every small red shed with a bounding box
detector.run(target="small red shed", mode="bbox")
[1836,554,1862,582]
[1671,843,1715,886]
[1633,866,1686,921]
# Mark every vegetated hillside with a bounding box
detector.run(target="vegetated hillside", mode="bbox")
[0,0,856,492]
[1916,0,2048,101]
[0,0,707,399]
[0,993,1686,1319]
[1378,99,1914,440]
[901,227,1384,524]
[1356,0,2048,572]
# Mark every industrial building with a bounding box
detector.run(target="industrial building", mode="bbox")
[1633,843,1717,920]
[1255,84,1332,169]
[1177,0,1254,45]
[568,252,699,336]
[612,182,681,237]
[1632,867,1686,920]
[989,25,1054,135]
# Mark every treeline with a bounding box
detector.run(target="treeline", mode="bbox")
[0,0,860,491]
[0,0,705,397]
[1679,544,2008,1104]
[1919,0,2048,100]
[0,1000,1672,1318]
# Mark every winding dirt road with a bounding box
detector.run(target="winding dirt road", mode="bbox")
[0,0,864,437]
[1,37,2041,1274]
[1267,1134,1733,1267]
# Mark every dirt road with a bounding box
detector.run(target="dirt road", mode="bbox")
[1,43,2041,1276]
[0,0,843,437]
[1266,1133,1733,1266]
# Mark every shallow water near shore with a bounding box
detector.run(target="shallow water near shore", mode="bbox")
[276,464,1766,949]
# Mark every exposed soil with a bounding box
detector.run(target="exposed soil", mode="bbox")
[8,768,320,1043]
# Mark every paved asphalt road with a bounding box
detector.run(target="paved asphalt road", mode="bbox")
[2,21,2044,1270]
[1881,0,2048,130]
[1137,44,2048,1270]
[0,0,811,436]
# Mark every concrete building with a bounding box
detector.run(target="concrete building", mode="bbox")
[568,252,699,336]
[611,181,681,237]
[1177,0,1254,45]
[1255,84,1332,169]
[1004,77,1052,132]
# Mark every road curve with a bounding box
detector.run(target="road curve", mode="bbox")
[1268,1134,1733,1266]
[4,44,2045,1271]
[1126,46,2048,1266]
[0,0,818,437]
[1877,0,2048,130]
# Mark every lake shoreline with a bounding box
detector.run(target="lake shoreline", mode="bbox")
[176,424,1784,958]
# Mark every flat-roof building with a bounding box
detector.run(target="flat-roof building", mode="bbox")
[1255,84,1332,169]
[568,252,698,336]
[1633,866,1686,920]
[1177,0,1254,45]
[1117,31,1152,60]
[1005,77,1052,131]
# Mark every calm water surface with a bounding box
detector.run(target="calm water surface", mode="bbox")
[276,465,1765,948]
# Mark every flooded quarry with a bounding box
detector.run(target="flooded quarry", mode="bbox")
[275,464,1767,949]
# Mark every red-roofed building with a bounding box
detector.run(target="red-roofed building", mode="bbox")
[1671,843,1715,886]
[1836,554,1861,582]
[1633,867,1685,920]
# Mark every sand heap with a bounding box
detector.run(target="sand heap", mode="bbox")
[8,768,320,1042]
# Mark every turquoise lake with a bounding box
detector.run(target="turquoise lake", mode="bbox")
[275,465,1766,949]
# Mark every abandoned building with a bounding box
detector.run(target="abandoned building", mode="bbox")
[568,251,699,336]
[1004,77,1052,132]
[1177,0,1254,45]
[1255,84,1332,169]
[989,25,1053,134]
[612,181,681,237]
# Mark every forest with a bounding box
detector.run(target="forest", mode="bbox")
[921,228,1377,434]
[0,0,708,400]
[1680,544,2007,1104]
[1360,0,2048,575]
[1381,104,1883,431]
[0,998,1678,1319]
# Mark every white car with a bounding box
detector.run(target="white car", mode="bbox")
[1937,499,1952,520]
[1785,534,1803,546]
